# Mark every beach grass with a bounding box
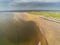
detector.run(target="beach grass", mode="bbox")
[28,12,60,19]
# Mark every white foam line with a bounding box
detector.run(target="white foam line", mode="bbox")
[40,15,60,23]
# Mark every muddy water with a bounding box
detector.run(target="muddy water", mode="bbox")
[0,12,40,45]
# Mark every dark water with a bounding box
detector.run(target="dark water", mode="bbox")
[0,12,14,45]
[0,12,39,45]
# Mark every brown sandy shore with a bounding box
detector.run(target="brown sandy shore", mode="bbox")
[0,12,60,45]
[20,12,60,45]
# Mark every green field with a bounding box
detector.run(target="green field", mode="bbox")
[28,12,60,19]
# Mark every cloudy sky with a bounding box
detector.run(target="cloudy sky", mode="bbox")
[13,0,60,2]
[1,0,60,3]
[0,0,60,11]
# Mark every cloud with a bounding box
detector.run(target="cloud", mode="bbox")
[0,0,60,6]
[0,0,60,11]
[12,0,60,3]
[9,0,60,7]
[44,0,60,2]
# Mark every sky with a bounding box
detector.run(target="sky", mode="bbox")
[0,0,60,11]
[13,0,60,2]
[1,0,60,3]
